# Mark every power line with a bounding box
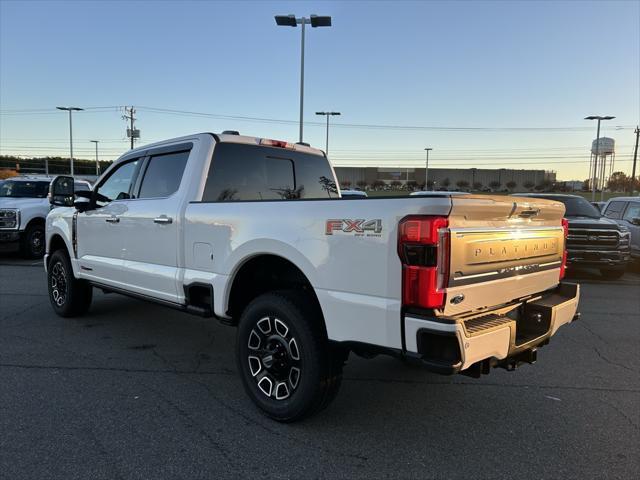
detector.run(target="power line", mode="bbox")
[2,104,635,132]
[0,106,122,114]
[136,106,636,132]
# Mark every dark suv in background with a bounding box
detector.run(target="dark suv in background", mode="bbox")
[515,194,631,279]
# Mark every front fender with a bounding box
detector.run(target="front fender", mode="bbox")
[17,202,49,231]
[46,207,76,265]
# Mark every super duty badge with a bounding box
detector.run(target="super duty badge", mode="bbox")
[325,219,383,237]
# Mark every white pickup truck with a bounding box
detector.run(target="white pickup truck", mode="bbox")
[0,175,90,258]
[45,132,580,421]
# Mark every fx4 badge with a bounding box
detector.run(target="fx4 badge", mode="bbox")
[325,219,383,237]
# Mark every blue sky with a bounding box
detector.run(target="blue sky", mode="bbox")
[1,0,638,180]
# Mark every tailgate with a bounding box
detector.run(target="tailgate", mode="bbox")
[443,195,565,316]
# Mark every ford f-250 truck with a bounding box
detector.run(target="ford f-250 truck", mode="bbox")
[45,132,580,421]
[0,176,90,258]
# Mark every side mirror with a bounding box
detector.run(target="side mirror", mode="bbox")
[49,176,74,207]
[632,217,640,226]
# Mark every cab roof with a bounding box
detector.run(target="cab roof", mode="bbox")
[124,132,325,160]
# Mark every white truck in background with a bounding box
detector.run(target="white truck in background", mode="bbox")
[45,132,580,421]
[0,176,90,258]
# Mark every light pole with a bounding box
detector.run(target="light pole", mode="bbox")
[90,140,100,176]
[585,115,615,201]
[315,111,340,155]
[275,14,332,143]
[56,106,84,176]
[424,148,433,190]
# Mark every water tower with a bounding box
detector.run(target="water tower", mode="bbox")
[590,137,615,199]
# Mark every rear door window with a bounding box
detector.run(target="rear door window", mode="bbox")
[203,143,338,201]
[603,201,627,219]
[138,151,190,199]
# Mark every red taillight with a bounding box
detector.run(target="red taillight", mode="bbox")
[260,138,295,149]
[399,216,447,244]
[559,218,569,280]
[398,216,449,309]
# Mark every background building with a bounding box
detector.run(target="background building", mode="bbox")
[334,167,556,191]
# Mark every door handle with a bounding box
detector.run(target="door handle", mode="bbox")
[105,216,120,224]
[154,216,173,225]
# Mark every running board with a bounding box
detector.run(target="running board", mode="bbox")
[93,282,216,319]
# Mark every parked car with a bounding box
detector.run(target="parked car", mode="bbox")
[601,196,640,263]
[591,201,606,213]
[515,193,631,279]
[0,175,91,258]
[340,189,367,199]
[46,132,579,421]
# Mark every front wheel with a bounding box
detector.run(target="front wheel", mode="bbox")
[20,223,45,259]
[236,291,344,422]
[47,249,93,317]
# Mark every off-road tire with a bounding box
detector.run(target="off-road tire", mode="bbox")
[236,290,344,422]
[47,249,93,317]
[20,223,45,259]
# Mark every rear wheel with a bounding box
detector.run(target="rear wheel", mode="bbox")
[47,249,93,317]
[236,290,344,422]
[600,268,625,280]
[20,223,45,259]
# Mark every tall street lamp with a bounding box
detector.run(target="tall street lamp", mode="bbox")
[90,140,100,176]
[56,106,84,176]
[585,115,615,201]
[315,111,340,155]
[275,14,332,143]
[424,148,433,190]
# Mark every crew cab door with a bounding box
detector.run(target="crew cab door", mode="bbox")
[76,157,143,286]
[115,145,191,303]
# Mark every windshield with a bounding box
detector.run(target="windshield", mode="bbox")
[538,196,601,218]
[0,180,50,198]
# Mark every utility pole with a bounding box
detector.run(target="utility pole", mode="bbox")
[585,115,615,201]
[124,106,138,149]
[315,111,340,155]
[56,106,84,176]
[424,148,433,190]
[275,14,332,143]
[90,140,100,176]
[631,126,639,193]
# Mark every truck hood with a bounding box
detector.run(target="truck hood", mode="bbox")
[0,197,47,209]
[566,216,620,230]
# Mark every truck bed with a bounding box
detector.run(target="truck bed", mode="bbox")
[182,194,565,350]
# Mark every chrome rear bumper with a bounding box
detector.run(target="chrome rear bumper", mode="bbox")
[403,282,580,375]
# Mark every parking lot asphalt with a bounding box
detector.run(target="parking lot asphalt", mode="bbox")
[1,255,638,480]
